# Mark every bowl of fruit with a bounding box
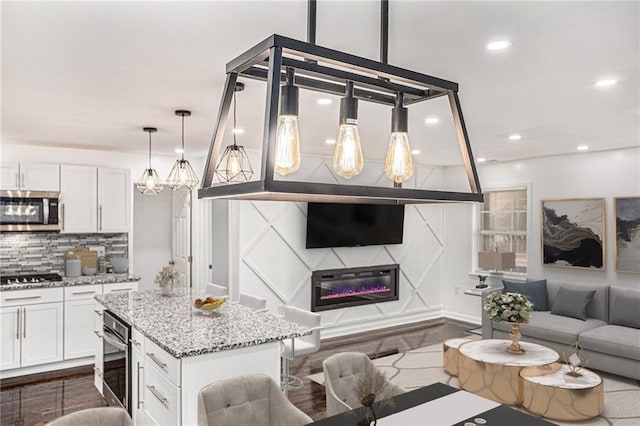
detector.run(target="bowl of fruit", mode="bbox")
[193,295,226,315]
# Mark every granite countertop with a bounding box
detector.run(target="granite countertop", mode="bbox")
[96,288,312,358]
[0,274,141,291]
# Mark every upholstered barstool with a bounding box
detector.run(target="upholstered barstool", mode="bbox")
[197,374,312,426]
[47,407,132,426]
[279,305,322,392]
[239,292,267,311]
[323,352,406,416]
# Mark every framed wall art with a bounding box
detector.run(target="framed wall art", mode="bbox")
[615,196,640,273]
[542,198,605,269]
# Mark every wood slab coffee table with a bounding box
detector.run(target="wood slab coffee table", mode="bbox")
[458,339,559,405]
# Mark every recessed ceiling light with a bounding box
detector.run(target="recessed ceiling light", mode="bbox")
[577,145,589,151]
[174,148,184,154]
[477,157,487,162]
[325,139,336,145]
[411,149,421,155]
[486,40,512,51]
[232,128,244,134]
[594,79,617,88]
[317,98,332,105]
[425,117,439,125]
[508,134,522,141]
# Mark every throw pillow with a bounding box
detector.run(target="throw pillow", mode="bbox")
[609,287,640,329]
[502,279,548,311]
[551,287,596,321]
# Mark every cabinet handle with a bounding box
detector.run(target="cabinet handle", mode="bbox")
[99,205,103,231]
[137,362,144,409]
[16,308,21,340]
[94,367,103,378]
[72,291,96,295]
[146,385,168,406]
[145,352,167,369]
[94,309,103,316]
[61,204,65,231]
[109,288,131,293]
[94,330,103,338]
[6,296,42,301]
[130,338,141,347]
[23,309,27,339]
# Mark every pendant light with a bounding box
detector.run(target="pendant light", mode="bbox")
[332,81,363,179]
[136,127,164,195]
[214,82,254,182]
[274,67,301,176]
[167,110,199,191]
[384,93,414,185]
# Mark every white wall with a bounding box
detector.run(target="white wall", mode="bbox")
[444,147,640,323]
[2,141,209,289]
[223,154,447,338]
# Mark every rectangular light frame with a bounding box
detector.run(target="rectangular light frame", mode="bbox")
[199,34,483,205]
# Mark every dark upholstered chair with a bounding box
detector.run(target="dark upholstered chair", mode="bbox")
[197,374,312,426]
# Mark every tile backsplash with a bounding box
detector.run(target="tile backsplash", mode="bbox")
[0,232,128,275]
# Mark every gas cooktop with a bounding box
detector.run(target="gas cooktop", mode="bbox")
[0,273,63,285]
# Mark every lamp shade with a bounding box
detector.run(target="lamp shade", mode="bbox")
[215,144,253,182]
[478,251,516,271]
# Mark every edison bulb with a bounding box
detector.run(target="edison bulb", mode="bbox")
[227,152,242,178]
[384,132,414,183]
[333,124,363,179]
[145,173,156,190]
[274,115,300,175]
[178,166,188,184]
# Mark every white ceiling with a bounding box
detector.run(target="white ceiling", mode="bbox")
[2,1,638,166]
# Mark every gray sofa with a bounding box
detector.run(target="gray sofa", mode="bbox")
[482,281,640,380]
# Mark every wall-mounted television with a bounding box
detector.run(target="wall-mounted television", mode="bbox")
[306,203,405,249]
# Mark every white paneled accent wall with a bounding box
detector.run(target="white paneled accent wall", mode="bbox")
[231,155,447,338]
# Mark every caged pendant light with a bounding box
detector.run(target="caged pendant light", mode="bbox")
[136,127,164,195]
[214,82,254,182]
[199,0,483,205]
[167,110,199,191]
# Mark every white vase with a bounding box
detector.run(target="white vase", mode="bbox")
[159,282,172,296]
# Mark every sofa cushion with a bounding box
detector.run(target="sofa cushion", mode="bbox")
[502,279,548,311]
[551,287,596,320]
[579,325,640,360]
[545,281,608,321]
[609,287,640,329]
[493,311,606,345]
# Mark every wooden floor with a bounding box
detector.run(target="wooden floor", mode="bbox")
[0,318,473,425]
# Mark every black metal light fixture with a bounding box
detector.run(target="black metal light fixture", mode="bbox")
[136,127,164,195]
[333,81,363,179]
[385,93,413,185]
[167,110,199,191]
[199,0,482,205]
[274,67,301,176]
[214,82,254,183]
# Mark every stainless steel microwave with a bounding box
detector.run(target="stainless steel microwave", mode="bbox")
[0,190,61,232]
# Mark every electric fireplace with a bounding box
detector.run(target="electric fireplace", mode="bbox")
[311,264,399,312]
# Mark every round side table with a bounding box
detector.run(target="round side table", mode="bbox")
[520,363,604,421]
[457,339,559,405]
[443,337,474,376]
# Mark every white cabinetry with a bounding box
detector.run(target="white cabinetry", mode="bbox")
[131,328,146,425]
[60,165,130,233]
[1,162,60,191]
[0,288,64,371]
[60,165,98,233]
[64,285,103,360]
[98,168,130,233]
[94,302,104,395]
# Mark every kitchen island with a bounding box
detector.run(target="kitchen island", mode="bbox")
[95,288,311,426]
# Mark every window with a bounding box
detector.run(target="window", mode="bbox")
[477,188,528,274]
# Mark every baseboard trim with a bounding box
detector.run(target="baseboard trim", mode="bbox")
[0,356,94,383]
[443,310,481,325]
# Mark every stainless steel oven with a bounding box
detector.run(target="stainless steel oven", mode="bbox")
[103,310,131,415]
[0,190,60,232]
